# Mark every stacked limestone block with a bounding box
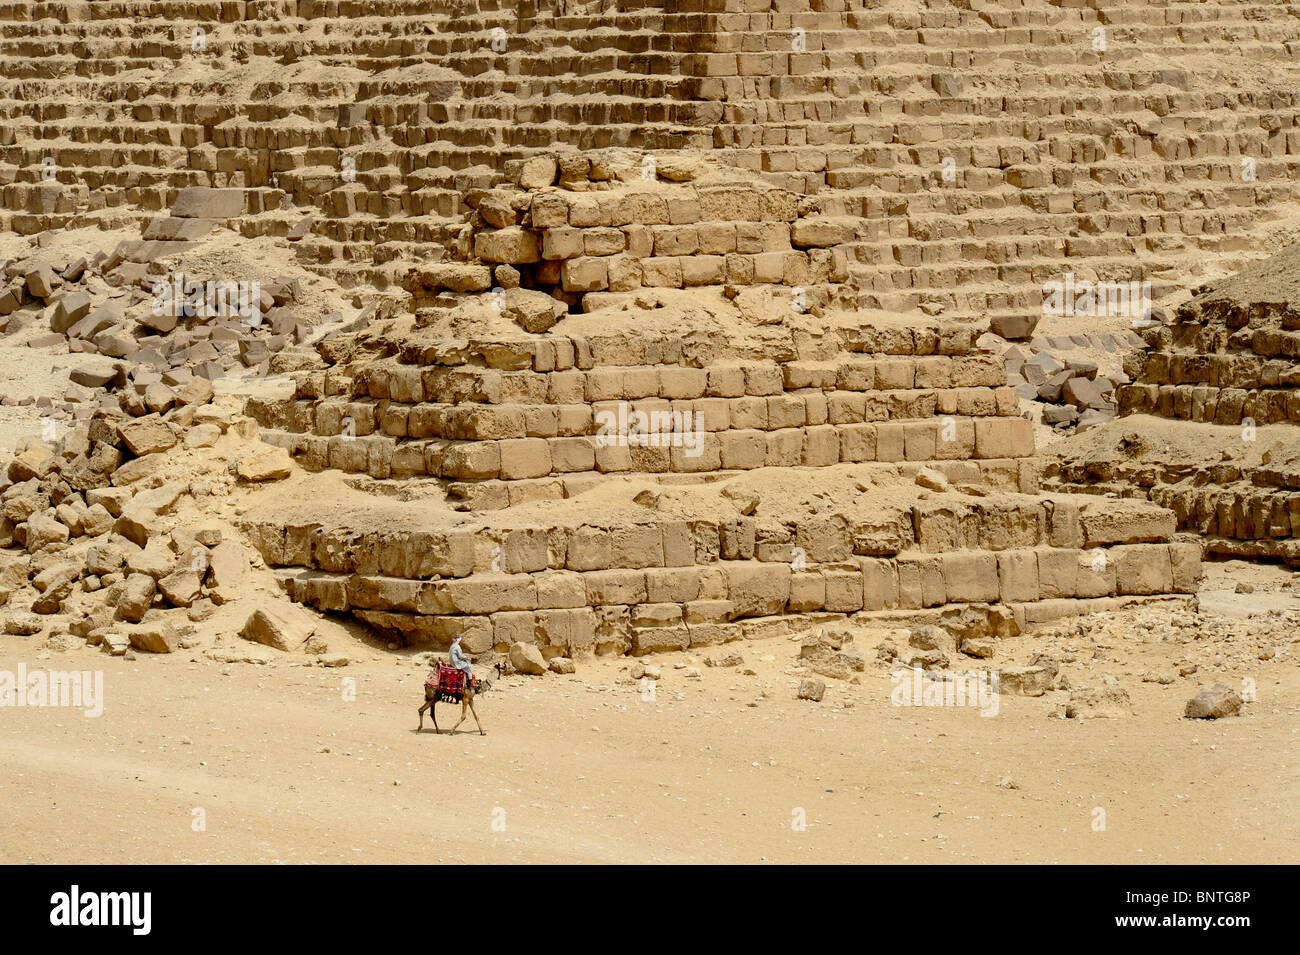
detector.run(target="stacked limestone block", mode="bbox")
[248,317,1042,511]
[1046,243,1300,565]
[2,0,1299,302]
[241,311,1197,655]
[405,152,856,316]
[241,479,1196,656]
[1118,282,1300,428]
[1053,434,1300,566]
[233,148,1199,654]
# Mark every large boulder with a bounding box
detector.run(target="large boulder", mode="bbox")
[206,539,246,594]
[1184,684,1242,720]
[80,503,114,537]
[797,678,826,702]
[176,377,215,407]
[184,424,221,449]
[989,313,1039,340]
[143,383,176,415]
[477,192,520,229]
[31,563,78,614]
[84,542,126,577]
[86,486,133,517]
[4,611,44,635]
[799,627,865,680]
[70,365,119,388]
[51,290,92,333]
[117,416,177,456]
[126,540,176,579]
[509,641,547,675]
[23,262,55,299]
[518,156,558,189]
[502,288,566,334]
[100,631,130,655]
[241,602,317,652]
[117,573,157,622]
[9,444,59,481]
[129,621,180,653]
[115,483,183,546]
[909,625,957,654]
[157,569,201,608]
[24,510,69,552]
[234,446,293,482]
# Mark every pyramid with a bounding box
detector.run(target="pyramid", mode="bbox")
[8,0,1288,654]
[2,0,1299,310]
[235,149,1198,654]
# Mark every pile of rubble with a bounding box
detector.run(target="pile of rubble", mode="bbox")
[1,188,319,422]
[0,188,370,662]
[978,329,1148,434]
[0,357,331,657]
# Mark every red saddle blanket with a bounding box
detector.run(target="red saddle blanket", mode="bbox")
[427,663,465,694]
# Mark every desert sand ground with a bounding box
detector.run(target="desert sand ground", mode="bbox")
[2,559,1295,865]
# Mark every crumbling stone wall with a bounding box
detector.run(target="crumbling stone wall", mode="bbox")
[245,489,1197,654]
[406,152,855,317]
[1046,244,1300,565]
[249,316,1039,505]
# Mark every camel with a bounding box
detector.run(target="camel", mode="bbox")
[417,674,492,735]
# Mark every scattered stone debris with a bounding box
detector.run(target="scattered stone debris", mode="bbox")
[799,625,865,680]
[983,331,1134,435]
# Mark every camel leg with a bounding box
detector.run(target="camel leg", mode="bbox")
[431,699,441,734]
[417,699,430,730]
[452,697,470,734]
[468,697,486,736]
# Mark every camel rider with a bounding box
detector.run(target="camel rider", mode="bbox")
[449,634,473,684]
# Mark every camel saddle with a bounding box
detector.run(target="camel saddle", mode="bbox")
[428,662,465,695]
